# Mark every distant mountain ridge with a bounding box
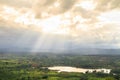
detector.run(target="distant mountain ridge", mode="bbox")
[0,47,120,55]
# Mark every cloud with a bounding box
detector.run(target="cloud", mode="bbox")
[73,23,120,46]
[71,0,120,24]
[0,0,120,50]
[33,0,78,18]
[95,0,120,11]
[59,0,77,12]
[0,19,43,51]
[0,0,32,8]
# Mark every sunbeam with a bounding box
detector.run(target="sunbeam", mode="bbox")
[0,0,120,52]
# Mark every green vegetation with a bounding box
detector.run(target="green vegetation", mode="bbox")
[0,53,120,80]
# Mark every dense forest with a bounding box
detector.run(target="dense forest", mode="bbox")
[0,53,120,80]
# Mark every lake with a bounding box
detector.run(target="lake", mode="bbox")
[48,66,111,74]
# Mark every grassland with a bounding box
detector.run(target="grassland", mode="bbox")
[0,53,120,80]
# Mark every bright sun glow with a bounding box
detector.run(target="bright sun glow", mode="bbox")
[40,16,71,35]
[76,1,96,10]
[14,13,70,35]
[3,6,17,14]
[40,16,61,33]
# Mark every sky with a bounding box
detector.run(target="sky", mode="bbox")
[0,0,120,52]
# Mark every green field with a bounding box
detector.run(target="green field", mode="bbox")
[0,53,120,80]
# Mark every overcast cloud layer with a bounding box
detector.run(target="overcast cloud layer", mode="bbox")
[0,0,120,52]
